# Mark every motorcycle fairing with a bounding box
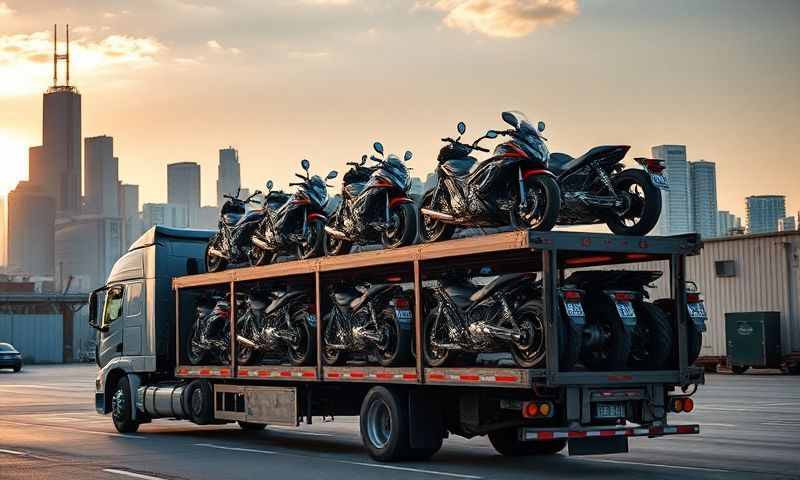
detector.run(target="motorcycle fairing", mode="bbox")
[264,290,308,316]
[333,287,360,306]
[549,145,630,177]
[469,272,536,303]
[440,157,477,177]
[349,284,400,311]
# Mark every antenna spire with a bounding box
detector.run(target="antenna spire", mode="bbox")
[51,24,72,89]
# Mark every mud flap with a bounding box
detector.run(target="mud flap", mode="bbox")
[568,436,628,455]
[408,390,444,449]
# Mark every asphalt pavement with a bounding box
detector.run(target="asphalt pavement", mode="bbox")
[1,364,798,480]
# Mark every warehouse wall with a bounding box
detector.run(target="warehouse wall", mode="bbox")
[0,314,63,363]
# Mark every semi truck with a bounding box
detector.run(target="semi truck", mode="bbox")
[91,225,704,460]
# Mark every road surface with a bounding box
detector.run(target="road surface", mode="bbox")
[1,364,798,479]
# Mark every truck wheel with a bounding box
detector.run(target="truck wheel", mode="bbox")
[288,310,316,366]
[488,428,566,456]
[238,421,267,431]
[111,376,140,433]
[629,302,673,370]
[376,308,412,367]
[581,300,631,371]
[183,380,215,425]
[13,364,22,373]
[360,386,411,462]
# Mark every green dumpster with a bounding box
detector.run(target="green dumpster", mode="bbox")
[725,312,781,374]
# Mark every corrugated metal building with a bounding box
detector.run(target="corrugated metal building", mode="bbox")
[0,314,63,363]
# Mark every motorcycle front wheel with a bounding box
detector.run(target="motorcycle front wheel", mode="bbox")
[375,308,412,367]
[510,175,560,231]
[419,191,455,243]
[382,203,417,249]
[205,234,228,273]
[186,322,208,365]
[237,317,261,366]
[288,310,316,366]
[325,214,353,256]
[321,313,347,366]
[604,169,662,236]
[509,301,547,368]
[296,219,326,260]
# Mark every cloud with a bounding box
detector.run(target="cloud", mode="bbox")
[287,50,329,59]
[207,39,241,55]
[301,0,353,5]
[0,2,14,16]
[207,39,222,50]
[417,0,579,38]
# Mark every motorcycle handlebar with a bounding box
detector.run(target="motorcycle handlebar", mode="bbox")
[289,182,303,187]
[473,145,490,152]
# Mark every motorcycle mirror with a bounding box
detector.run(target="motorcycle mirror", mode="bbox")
[301,159,310,171]
[404,150,413,161]
[266,180,274,191]
[236,187,241,198]
[326,170,338,180]
[537,121,546,133]
[486,130,498,139]
[457,121,466,135]
[373,142,384,156]
[361,154,368,165]
[501,111,519,128]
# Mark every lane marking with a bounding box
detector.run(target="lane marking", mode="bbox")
[696,423,736,428]
[103,469,167,480]
[195,443,482,479]
[0,419,144,439]
[0,447,53,461]
[583,458,730,473]
[762,402,799,407]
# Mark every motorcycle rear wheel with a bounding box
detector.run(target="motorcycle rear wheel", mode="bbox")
[382,203,417,249]
[629,301,673,370]
[297,219,326,260]
[288,310,316,366]
[249,242,271,267]
[605,169,662,236]
[376,308,412,367]
[237,318,261,366]
[322,313,347,366]
[581,299,631,371]
[419,191,455,243]
[205,234,228,273]
[510,175,560,232]
[186,323,208,365]
[510,300,547,368]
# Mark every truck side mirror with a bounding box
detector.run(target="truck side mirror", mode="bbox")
[88,287,109,332]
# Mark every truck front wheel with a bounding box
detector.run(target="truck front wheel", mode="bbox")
[111,376,140,433]
[488,427,566,456]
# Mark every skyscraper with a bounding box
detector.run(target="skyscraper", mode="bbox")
[689,160,718,239]
[717,210,742,237]
[746,195,786,234]
[217,147,241,207]
[167,162,201,226]
[778,216,796,232]
[142,203,189,229]
[84,135,119,217]
[7,182,56,276]
[652,145,692,235]
[119,183,143,248]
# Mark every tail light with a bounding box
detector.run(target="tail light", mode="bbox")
[613,292,635,302]
[386,275,403,283]
[687,293,702,303]
[522,401,554,418]
[634,157,666,174]
[670,397,694,413]
[392,298,410,309]
[563,290,582,301]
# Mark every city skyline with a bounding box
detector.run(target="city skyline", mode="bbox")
[0,0,798,220]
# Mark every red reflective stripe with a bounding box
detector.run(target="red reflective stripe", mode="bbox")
[459,374,480,382]
[302,371,316,378]
[327,372,341,378]
[219,369,230,376]
[178,368,189,375]
[402,373,418,380]
[258,370,270,377]
[428,373,446,381]
[568,431,587,438]
[279,371,292,377]
[599,430,616,437]
[349,371,366,378]
[199,369,210,376]
[239,369,249,376]
[677,425,696,434]
[375,372,394,379]
[607,375,634,382]
[494,375,519,383]
[538,432,554,440]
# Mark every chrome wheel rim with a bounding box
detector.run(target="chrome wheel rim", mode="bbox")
[366,399,392,449]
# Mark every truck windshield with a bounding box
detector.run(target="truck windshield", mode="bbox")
[103,286,125,327]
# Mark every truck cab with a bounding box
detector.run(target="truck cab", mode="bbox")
[92,226,213,415]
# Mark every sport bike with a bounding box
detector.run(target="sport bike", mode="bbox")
[250,159,337,265]
[205,189,265,272]
[187,295,233,365]
[325,142,417,255]
[419,111,560,242]
[322,282,413,367]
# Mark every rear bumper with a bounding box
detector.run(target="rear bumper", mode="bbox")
[521,424,700,441]
[0,358,21,368]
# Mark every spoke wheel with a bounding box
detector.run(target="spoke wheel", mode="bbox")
[419,191,455,243]
[605,169,662,236]
[423,313,452,367]
[510,175,560,231]
[288,310,316,366]
[510,301,547,368]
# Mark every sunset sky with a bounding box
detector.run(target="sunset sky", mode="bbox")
[1,0,798,219]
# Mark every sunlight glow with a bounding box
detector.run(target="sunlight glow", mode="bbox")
[0,131,28,195]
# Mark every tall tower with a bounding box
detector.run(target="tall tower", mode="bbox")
[689,160,718,239]
[217,147,241,207]
[38,24,82,215]
[746,195,786,234]
[84,135,119,217]
[652,145,692,236]
[167,162,201,227]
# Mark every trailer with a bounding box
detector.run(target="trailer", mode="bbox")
[93,226,704,460]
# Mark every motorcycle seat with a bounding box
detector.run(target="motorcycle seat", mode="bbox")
[334,288,360,306]
[350,284,395,311]
[469,273,534,303]
[443,282,479,310]
[248,296,268,311]
[549,145,630,175]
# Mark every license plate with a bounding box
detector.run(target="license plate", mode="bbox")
[595,402,626,419]
[650,173,669,190]
[395,309,412,320]
[564,302,584,317]
[615,302,636,319]
[687,303,706,319]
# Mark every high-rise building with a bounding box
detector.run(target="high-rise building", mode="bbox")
[7,182,56,276]
[28,146,45,188]
[778,216,796,232]
[119,183,143,248]
[689,160,718,239]
[217,147,241,207]
[717,210,742,237]
[652,145,692,235]
[198,206,219,230]
[167,162,201,226]
[746,195,786,234]
[84,135,119,217]
[142,203,188,229]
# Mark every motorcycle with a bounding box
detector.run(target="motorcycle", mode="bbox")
[421,271,586,369]
[250,159,337,265]
[235,287,316,366]
[549,144,667,236]
[653,280,706,367]
[187,295,233,365]
[205,189,266,273]
[419,111,560,242]
[325,142,418,255]
[321,281,413,367]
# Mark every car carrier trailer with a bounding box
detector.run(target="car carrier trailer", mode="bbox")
[93,226,703,460]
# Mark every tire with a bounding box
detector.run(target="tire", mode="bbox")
[423,311,453,367]
[376,308,412,367]
[205,234,227,273]
[581,299,631,371]
[605,169,662,236]
[187,322,208,365]
[13,364,22,373]
[382,202,417,249]
[297,219,326,260]
[488,428,566,456]
[183,380,215,425]
[322,313,347,366]
[629,302,674,370]
[111,376,140,433]
[237,316,260,366]
[288,310,316,366]
[509,300,547,368]
[510,174,560,232]
[654,299,703,367]
[360,386,411,462]
[731,364,749,375]
[238,421,267,431]
[419,190,455,243]
[560,320,583,372]
[249,241,271,267]
[325,213,353,256]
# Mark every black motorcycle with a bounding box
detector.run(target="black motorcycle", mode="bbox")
[549,146,667,235]
[419,112,560,243]
[325,142,417,255]
[250,160,337,265]
[187,295,233,365]
[421,271,584,369]
[321,282,413,367]
[235,287,316,366]
[206,189,266,272]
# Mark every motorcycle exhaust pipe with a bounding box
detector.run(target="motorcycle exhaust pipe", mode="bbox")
[251,236,270,251]
[207,247,228,259]
[420,208,455,222]
[236,335,258,349]
[324,226,349,241]
[468,323,523,342]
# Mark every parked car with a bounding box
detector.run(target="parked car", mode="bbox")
[0,343,22,372]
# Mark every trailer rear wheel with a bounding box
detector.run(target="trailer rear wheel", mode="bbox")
[360,386,411,462]
[488,428,566,456]
[111,376,140,433]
